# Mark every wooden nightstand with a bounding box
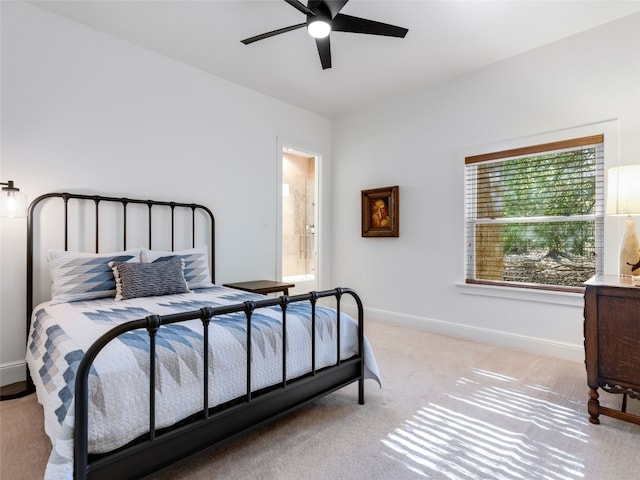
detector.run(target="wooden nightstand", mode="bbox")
[223,280,295,296]
[583,275,640,425]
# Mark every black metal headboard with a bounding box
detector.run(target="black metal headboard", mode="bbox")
[26,192,215,335]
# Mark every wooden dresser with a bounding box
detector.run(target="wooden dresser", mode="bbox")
[583,275,640,425]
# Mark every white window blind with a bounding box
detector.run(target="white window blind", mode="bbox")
[464,135,604,292]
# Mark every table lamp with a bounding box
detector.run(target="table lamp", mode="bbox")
[607,165,640,276]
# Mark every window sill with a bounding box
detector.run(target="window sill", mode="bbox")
[455,281,584,307]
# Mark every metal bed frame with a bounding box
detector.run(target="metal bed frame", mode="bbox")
[26,192,366,480]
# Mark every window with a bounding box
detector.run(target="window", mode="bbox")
[464,135,604,292]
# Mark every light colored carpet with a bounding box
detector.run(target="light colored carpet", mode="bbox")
[1,320,639,480]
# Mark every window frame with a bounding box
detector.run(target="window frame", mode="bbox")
[464,134,605,293]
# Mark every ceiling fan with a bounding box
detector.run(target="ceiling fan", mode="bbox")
[241,0,409,70]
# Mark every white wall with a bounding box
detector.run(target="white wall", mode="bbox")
[332,13,640,362]
[0,1,332,385]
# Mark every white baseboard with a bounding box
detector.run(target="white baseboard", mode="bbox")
[0,360,26,387]
[351,306,584,363]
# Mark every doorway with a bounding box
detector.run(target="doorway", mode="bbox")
[281,147,318,293]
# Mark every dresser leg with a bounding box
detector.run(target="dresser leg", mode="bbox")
[621,393,628,413]
[588,388,600,424]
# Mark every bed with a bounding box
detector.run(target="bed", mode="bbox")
[24,192,380,480]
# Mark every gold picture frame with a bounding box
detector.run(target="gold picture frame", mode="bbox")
[361,185,399,237]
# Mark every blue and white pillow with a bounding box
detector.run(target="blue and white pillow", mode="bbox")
[48,248,141,304]
[110,256,189,301]
[141,245,214,290]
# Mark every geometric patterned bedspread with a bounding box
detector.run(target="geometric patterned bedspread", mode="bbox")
[25,285,380,480]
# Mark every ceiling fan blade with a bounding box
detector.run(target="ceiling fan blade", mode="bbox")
[332,13,408,38]
[323,0,349,19]
[241,23,306,45]
[284,0,315,16]
[315,37,332,70]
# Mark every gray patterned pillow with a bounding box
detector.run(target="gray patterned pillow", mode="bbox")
[110,256,190,301]
[48,249,141,304]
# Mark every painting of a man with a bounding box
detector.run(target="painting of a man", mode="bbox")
[371,198,390,229]
[361,186,399,237]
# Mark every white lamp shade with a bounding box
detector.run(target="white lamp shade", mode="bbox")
[607,165,640,215]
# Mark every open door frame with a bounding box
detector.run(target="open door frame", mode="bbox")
[276,136,327,294]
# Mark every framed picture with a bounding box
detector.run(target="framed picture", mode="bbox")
[361,185,399,237]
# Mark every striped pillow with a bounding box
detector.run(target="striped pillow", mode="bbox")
[141,246,214,289]
[110,256,189,301]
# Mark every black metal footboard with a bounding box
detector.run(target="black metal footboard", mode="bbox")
[73,288,365,480]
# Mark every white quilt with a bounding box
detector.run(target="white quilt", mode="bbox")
[25,285,380,480]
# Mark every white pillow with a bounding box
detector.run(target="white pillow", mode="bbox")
[141,245,214,290]
[48,248,142,304]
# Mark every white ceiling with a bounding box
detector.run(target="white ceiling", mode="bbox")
[28,0,640,118]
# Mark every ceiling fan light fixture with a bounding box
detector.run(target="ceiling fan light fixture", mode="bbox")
[241,1,409,70]
[308,19,331,38]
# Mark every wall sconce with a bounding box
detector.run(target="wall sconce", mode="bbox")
[607,165,640,276]
[0,180,27,218]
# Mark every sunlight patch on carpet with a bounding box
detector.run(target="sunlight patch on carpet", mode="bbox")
[382,367,587,479]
